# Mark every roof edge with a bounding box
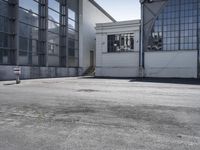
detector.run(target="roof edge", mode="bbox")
[89,0,117,22]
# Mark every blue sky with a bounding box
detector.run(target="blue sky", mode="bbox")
[95,0,141,21]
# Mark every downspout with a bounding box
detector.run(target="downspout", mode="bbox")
[198,1,200,78]
[139,1,144,78]
[198,50,199,78]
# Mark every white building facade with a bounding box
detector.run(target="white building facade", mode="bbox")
[95,20,140,77]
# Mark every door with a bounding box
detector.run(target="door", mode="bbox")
[90,50,94,67]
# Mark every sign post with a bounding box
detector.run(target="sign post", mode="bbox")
[13,67,21,84]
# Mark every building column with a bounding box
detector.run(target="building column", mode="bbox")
[9,0,19,65]
[60,0,68,67]
[39,0,48,66]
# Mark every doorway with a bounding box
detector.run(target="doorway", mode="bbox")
[90,50,94,67]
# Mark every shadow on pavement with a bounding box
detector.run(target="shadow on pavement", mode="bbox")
[3,82,16,86]
[80,76,200,85]
[129,78,200,85]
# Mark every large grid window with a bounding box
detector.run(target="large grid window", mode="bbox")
[48,0,60,67]
[148,0,199,51]
[0,0,12,65]
[68,0,79,67]
[108,33,134,53]
[19,0,39,66]
[0,0,80,67]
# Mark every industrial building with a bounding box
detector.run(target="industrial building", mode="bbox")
[0,0,115,80]
[96,0,200,78]
[1,0,200,80]
[140,0,200,78]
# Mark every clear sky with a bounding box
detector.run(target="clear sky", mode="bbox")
[95,0,141,21]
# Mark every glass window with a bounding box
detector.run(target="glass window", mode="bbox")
[0,32,9,48]
[68,19,76,30]
[0,0,12,65]
[107,33,135,52]
[19,9,39,27]
[48,9,60,23]
[0,16,10,33]
[48,0,60,12]
[147,0,198,51]
[68,9,75,20]
[67,0,79,67]
[47,0,61,67]
[48,32,59,45]
[48,20,59,34]
[0,0,9,16]
[18,0,39,66]
[19,0,39,14]
[68,0,78,12]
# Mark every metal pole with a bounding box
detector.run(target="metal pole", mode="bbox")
[139,1,144,78]
[16,74,20,84]
[197,0,200,78]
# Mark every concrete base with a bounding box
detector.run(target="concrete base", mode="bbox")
[0,65,79,80]
[78,67,88,76]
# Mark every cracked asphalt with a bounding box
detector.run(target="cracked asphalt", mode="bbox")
[0,77,200,150]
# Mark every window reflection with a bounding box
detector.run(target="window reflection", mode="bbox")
[0,0,11,65]
[108,33,135,52]
[48,9,60,23]
[68,9,75,20]
[48,0,59,12]
[48,0,60,66]
[19,0,39,14]
[148,0,198,51]
[68,0,79,67]
[18,0,39,65]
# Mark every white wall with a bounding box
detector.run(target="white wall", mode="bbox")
[96,20,140,77]
[145,51,198,78]
[96,52,139,77]
[79,0,113,73]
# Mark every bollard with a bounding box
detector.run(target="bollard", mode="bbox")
[13,67,21,84]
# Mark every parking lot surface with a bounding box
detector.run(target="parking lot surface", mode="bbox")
[0,77,200,150]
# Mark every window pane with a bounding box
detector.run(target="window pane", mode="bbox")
[107,33,135,52]
[48,9,60,23]
[0,0,9,16]
[48,0,59,12]
[48,20,59,34]
[19,8,39,27]
[19,0,39,14]
[68,9,75,20]
[148,0,199,51]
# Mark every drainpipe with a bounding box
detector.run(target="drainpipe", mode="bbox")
[198,48,200,78]
[197,1,200,78]
[139,1,144,78]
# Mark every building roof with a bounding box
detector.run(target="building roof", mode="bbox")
[96,20,141,28]
[96,20,141,32]
[89,0,117,22]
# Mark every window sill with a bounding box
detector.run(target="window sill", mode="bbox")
[102,51,138,54]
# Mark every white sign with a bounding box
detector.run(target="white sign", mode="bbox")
[13,67,21,75]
